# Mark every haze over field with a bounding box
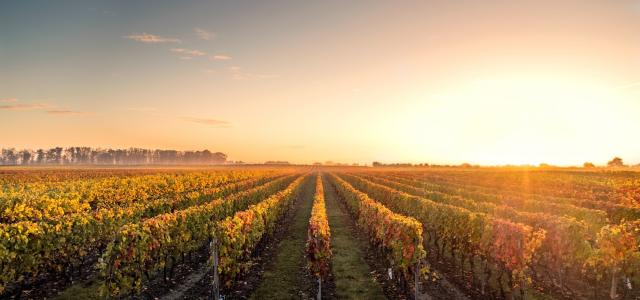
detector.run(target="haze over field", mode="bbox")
[2,1,640,165]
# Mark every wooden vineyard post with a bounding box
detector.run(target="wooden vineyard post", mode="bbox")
[610,268,618,300]
[210,238,220,300]
[521,278,527,300]
[415,261,419,300]
[317,277,322,300]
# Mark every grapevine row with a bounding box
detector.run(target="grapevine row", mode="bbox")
[306,173,332,282]
[586,220,640,299]
[0,173,291,295]
[0,170,269,223]
[100,174,306,295]
[335,173,545,298]
[375,173,609,227]
[391,173,640,223]
[349,173,594,295]
[327,173,425,284]
[348,173,640,299]
[395,171,640,211]
[215,174,308,287]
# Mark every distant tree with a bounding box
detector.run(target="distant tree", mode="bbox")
[46,147,63,164]
[77,147,92,164]
[1,148,18,165]
[96,150,114,164]
[607,157,625,167]
[460,163,472,168]
[64,147,76,164]
[583,162,596,168]
[211,152,227,164]
[35,149,45,164]
[19,150,32,165]
[372,161,382,167]
[0,147,227,165]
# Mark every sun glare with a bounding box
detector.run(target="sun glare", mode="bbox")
[391,73,633,166]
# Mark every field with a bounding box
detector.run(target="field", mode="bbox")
[1,167,639,300]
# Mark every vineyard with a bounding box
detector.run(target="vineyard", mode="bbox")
[0,167,639,299]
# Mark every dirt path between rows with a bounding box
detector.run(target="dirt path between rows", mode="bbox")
[322,174,387,300]
[248,174,316,299]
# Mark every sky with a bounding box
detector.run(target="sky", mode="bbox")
[1,0,640,165]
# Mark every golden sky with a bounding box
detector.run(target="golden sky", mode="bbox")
[1,1,640,165]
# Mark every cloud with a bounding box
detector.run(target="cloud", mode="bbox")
[126,106,163,116]
[46,110,85,116]
[181,117,231,128]
[211,55,232,61]
[0,103,51,110]
[171,48,206,57]
[194,28,215,40]
[0,100,84,116]
[228,66,278,80]
[0,98,17,103]
[124,33,181,43]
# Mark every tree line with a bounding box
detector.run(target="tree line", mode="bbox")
[0,147,227,165]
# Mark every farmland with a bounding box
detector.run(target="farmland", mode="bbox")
[5,1,640,299]
[0,167,639,300]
